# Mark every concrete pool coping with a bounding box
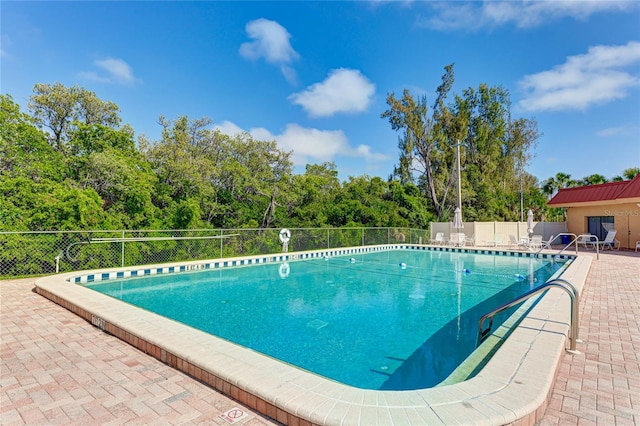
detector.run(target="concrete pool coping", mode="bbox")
[35,245,592,425]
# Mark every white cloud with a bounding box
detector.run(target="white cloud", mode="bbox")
[239,18,299,83]
[424,1,635,31]
[597,125,639,138]
[597,126,624,137]
[216,121,389,166]
[77,71,110,84]
[79,57,141,85]
[289,68,376,118]
[276,124,350,164]
[214,120,245,136]
[517,41,640,112]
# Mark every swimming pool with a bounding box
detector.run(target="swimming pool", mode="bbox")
[36,245,589,425]
[85,248,564,390]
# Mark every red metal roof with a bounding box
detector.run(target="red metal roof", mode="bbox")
[548,174,640,206]
[617,173,640,199]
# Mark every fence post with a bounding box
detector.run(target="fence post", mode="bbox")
[121,230,125,267]
[220,229,223,258]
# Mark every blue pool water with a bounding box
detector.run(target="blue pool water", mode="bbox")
[86,250,565,390]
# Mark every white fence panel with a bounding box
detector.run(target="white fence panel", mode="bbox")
[429,221,567,247]
[474,223,496,246]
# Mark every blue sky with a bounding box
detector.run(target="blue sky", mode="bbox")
[2,1,639,183]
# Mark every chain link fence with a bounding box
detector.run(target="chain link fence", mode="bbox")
[0,227,429,279]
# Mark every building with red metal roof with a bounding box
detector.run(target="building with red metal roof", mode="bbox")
[548,174,640,250]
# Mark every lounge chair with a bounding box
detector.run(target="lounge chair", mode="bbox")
[597,230,618,250]
[429,232,445,245]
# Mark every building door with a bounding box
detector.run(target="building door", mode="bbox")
[587,216,614,241]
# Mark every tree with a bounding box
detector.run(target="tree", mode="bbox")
[541,172,577,199]
[454,84,539,221]
[140,115,222,215]
[69,123,158,228]
[613,167,640,181]
[624,167,640,179]
[579,174,608,186]
[382,64,539,221]
[288,162,341,227]
[28,83,121,152]
[0,94,66,181]
[141,115,293,228]
[222,132,293,228]
[381,65,459,219]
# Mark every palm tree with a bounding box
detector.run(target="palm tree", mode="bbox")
[580,174,608,186]
[623,167,640,180]
[602,168,637,182]
[541,172,575,198]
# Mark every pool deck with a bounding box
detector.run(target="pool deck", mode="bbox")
[1,249,638,425]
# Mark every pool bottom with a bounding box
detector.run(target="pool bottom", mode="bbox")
[35,245,591,425]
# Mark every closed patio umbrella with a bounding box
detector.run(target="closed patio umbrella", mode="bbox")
[453,207,464,230]
[527,209,534,235]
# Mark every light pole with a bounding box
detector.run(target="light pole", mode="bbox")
[520,176,524,222]
[453,141,462,211]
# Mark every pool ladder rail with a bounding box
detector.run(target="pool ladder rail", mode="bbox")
[534,232,600,260]
[477,278,580,353]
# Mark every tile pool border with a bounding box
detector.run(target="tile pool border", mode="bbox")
[35,245,591,425]
[68,244,573,284]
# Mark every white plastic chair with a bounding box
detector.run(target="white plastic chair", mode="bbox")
[488,234,504,247]
[577,234,595,250]
[597,231,618,251]
[528,235,544,251]
[429,232,445,245]
[463,234,475,247]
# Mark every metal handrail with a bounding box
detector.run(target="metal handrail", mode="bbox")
[477,278,580,352]
[536,232,599,260]
[549,232,600,260]
[575,234,600,260]
[535,232,577,256]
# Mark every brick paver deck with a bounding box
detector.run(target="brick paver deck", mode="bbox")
[538,250,640,425]
[1,250,638,425]
[1,277,278,425]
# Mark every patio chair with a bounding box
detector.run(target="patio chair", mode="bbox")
[528,235,544,251]
[636,241,640,252]
[508,235,526,250]
[577,234,595,250]
[449,232,465,247]
[596,230,618,251]
[429,232,445,245]
[463,234,475,247]
[488,234,504,247]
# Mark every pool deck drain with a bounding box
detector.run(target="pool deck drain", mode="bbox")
[1,248,638,425]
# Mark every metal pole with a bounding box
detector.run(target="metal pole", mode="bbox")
[121,230,125,267]
[520,179,524,222]
[456,142,462,211]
